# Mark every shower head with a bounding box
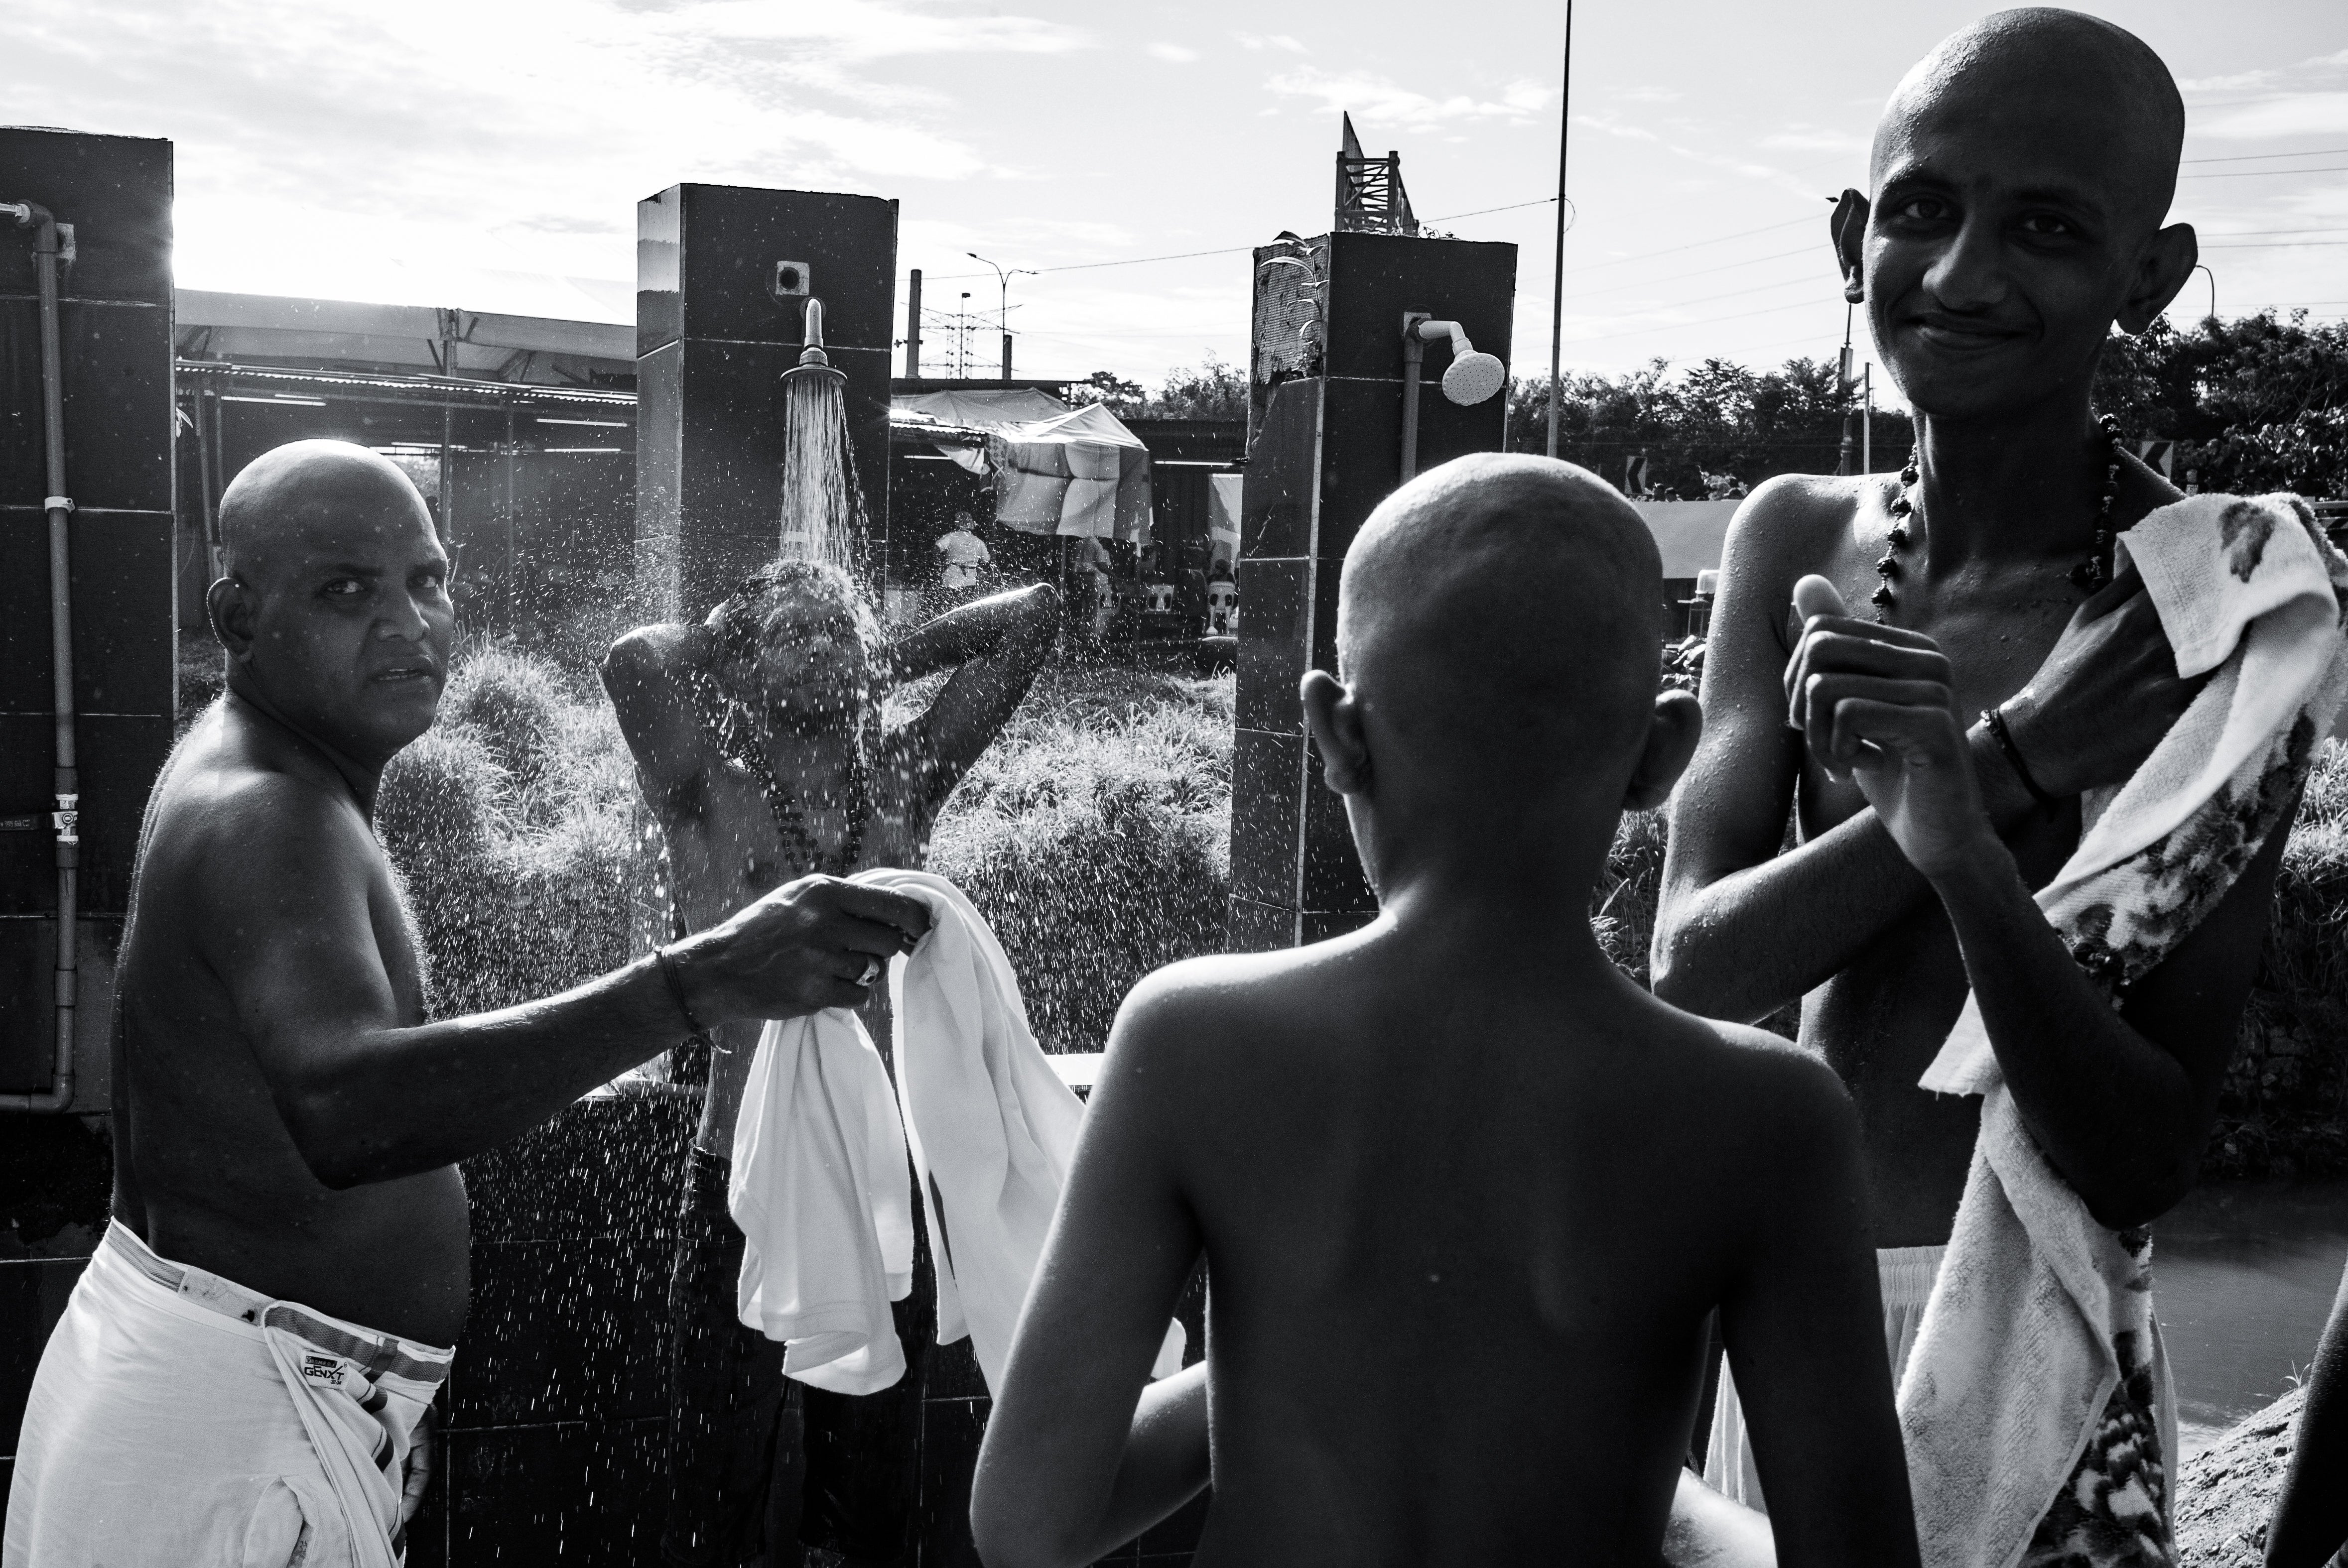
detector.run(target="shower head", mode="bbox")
[784,297,845,387]
[1412,319,1506,406]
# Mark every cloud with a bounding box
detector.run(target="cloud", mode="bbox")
[2179,69,2278,94]
[1264,67,1551,130]
[1234,32,1305,53]
[1607,86,1684,104]
[1148,41,1200,64]
[1762,125,1867,154]
[0,0,1089,302]
[2195,91,2348,139]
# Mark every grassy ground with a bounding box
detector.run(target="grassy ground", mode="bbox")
[347,637,2348,1174]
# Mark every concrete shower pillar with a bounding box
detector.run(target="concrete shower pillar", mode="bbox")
[634,184,898,621]
[0,127,176,1107]
[1227,230,1517,952]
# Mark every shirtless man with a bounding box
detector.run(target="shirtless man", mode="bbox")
[602,564,1057,1567]
[971,455,1920,1568]
[1653,7,2283,1536]
[4,441,930,1568]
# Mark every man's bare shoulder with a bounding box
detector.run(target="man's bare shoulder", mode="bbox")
[1653,1006,1860,1182]
[145,719,377,897]
[1098,941,1367,1084]
[1722,472,1870,580]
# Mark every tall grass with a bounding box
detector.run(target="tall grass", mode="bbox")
[928,665,1232,1052]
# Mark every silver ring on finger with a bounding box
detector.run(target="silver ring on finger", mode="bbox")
[854,957,883,988]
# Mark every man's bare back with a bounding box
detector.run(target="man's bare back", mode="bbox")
[1068,932,1877,1564]
[974,457,1917,1568]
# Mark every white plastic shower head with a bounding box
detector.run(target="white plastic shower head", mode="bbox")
[1441,350,1506,406]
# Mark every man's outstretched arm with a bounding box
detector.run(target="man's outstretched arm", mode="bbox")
[210,781,928,1188]
[888,583,1060,808]
[971,977,1207,1568]
[1718,1057,1921,1568]
[602,623,714,813]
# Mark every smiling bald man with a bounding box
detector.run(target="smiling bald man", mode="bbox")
[5,441,930,1568]
[1654,10,2285,1561]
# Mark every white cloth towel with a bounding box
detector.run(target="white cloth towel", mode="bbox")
[730,1002,917,1395]
[1900,493,2348,1568]
[5,1221,449,1568]
[731,868,1182,1397]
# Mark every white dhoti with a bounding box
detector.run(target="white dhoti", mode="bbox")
[3,1220,452,1568]
[1701,1243,1945,1513]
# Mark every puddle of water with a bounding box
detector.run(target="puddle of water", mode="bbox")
[2154,1178,2348,1459]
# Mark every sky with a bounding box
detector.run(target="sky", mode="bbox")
[5,0,2344,394]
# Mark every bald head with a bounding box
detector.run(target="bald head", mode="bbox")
[1338,455,1662,795]
[218,440,436,590]
[1878,9,2183,235]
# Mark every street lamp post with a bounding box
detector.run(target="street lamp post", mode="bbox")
[969,252,1034,381]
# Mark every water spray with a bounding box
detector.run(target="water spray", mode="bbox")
[778,294,865,577]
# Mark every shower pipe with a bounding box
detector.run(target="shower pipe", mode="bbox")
[0,198,79,1112]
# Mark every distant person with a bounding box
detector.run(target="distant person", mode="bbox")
[934,510,991,598]
[603,564,1058,1567]
[3,441,931,1568]
[970,455,1919,1568]
[1654,11,2337,1559]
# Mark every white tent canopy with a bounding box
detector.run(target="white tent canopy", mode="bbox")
[891,390,1153,543]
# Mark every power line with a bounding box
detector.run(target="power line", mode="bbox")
[1568,244,1817,298]
[2181,165,2348,180]
[1565,295,1841,345]
[1560,215,1817,276]
[2181,145,2348,164]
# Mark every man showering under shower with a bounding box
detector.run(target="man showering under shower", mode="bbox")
[603,563,1059,1567]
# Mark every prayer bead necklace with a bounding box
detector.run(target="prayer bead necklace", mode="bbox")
[1871,414,2127,624]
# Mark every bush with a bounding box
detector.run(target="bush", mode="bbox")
[377,647,653,1022]
[439,646,570,798]
[2209,739,2348,1178]
[929,669,1232,1052]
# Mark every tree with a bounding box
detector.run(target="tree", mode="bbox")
[1145,353,1248,420]
[1506,355,1909,496]
[1069,370,1145,415]
[2093,311,2348,499]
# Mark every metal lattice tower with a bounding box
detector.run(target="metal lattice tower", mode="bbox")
[1333,114,1418,236]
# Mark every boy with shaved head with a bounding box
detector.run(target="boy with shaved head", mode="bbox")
[6,440,933,1568]
[970,455,1921,1568]
[1656,7,2297,1560]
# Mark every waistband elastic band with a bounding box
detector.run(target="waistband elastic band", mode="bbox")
[104,1220,452,1388]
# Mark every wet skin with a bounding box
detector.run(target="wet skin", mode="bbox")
[1652,31,2284,1246]
[113,444,928,1348]
[604,581,1060,1152]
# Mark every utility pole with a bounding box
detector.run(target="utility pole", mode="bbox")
[1546,0,1574,458]
[969,252,1033,383]
[1861,363,1873,476]
[1835,304,1857,477]
[906,268,923,377]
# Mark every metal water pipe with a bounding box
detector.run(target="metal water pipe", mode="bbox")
[1,197,81,1113]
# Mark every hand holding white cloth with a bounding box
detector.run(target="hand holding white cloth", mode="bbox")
[730,868,1183,1396]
